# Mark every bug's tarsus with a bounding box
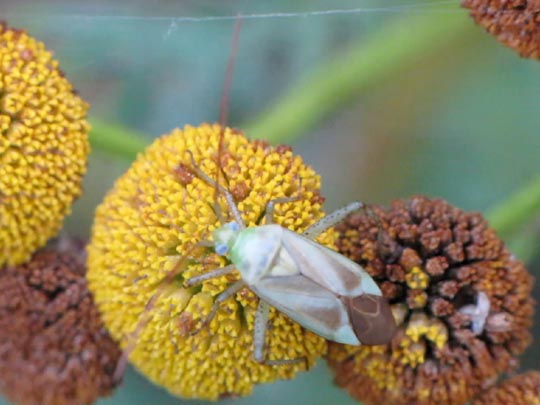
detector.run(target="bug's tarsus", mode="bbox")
[264,177,303,224]
[265,195,301,225]
[195,240,215,248]
[189,280,246,336]
[263,357,308,367]
[184,264,236,287]
[303,201,364,240]
[186,150,245,228]
[363,205,383,228]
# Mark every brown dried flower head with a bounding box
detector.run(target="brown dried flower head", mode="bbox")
[462,0,540,59]
[327,196,535,405]
[473,371,540,404]
[0,239,121,405]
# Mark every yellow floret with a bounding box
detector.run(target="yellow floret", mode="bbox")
[0,23,90,266]
[405,266,430,290]
[87,124,333,400]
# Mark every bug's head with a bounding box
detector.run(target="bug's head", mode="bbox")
[213,221,241,256]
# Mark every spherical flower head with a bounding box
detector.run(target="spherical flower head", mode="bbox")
[462,0,540,59]
[473,371,540,405]
[0,22,90,266]
[327,196,534,405]
[87,124,333,400]
[0,238,121,405]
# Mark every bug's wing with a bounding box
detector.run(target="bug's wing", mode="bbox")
[251,275,360,345]
[343,294,397,345]
[280,229,382,297]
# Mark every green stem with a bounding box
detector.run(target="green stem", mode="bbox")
[88,12,476,157]
[89,117,148,160]
[487,176,540,238]
[243,11,474,143]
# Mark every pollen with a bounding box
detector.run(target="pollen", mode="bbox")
[87,124,332,400]
[327,196,534,405]
[0,22,90,266]
[405,266,430,290]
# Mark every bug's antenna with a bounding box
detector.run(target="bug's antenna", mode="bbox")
[215,15,243,206]
[219,15,242,132]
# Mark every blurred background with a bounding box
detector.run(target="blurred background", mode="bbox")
[2,0,539,404]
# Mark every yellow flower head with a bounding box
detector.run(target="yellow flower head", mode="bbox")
[87,124,333,400]
[0,22,90,266]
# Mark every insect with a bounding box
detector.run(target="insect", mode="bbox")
[179,16,395,364]
[113,18,396,381]
[184,153,397,363]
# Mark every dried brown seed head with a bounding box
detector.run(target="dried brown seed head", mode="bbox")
[0,240,121,405]
[462,0,540,58]
[473,371,540,405]
[327,196,535,405]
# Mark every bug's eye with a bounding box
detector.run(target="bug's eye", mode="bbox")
[215,243,229,255]
[227,222,240,231]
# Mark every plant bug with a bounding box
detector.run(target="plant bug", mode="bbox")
[112,16,396,382]
[184,154,397,363]
[176,16,397,364]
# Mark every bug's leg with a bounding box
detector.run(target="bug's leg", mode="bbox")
[253,300,271,362]
[190,280,245,335]
[265,196,301,225]
[184,264,236,287]
[195,240,214,248]
[265,178,304,224]
[186,150,245,228]
[303,201,364,240]
[213,200,225,224]
[252,300,307,367]
[263,354,307,367]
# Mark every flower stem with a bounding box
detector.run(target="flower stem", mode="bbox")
[89,117,147,160]
[487,176,540,238]
[243,11,474,143]
[88,12,475,156]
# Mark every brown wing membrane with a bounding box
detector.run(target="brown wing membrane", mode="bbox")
[343,294,397,345]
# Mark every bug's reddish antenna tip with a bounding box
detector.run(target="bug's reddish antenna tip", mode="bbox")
[215,15,243,204]
[218,15,243,129]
